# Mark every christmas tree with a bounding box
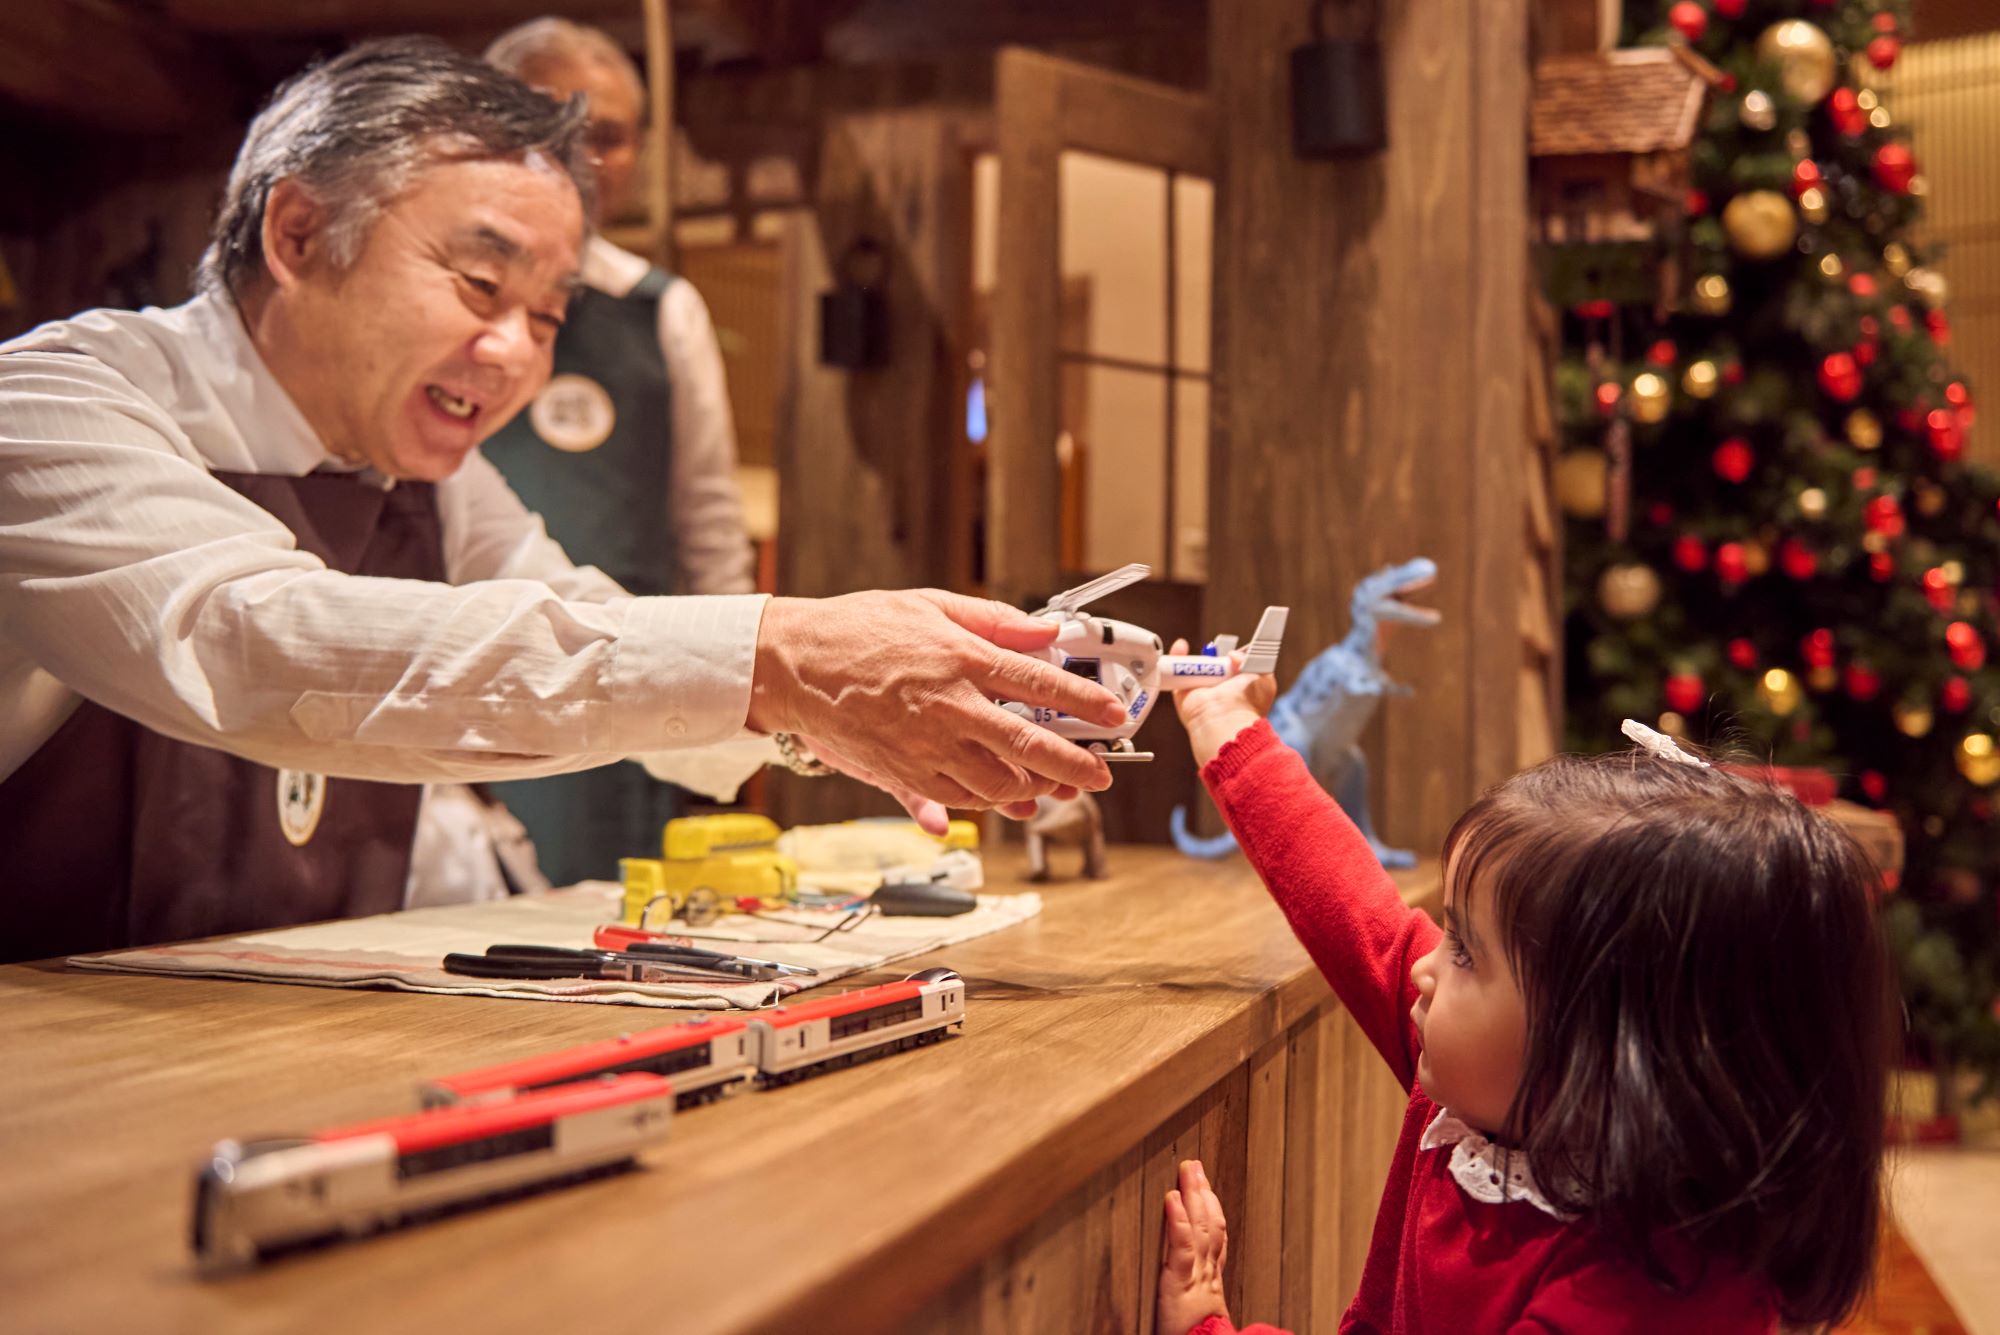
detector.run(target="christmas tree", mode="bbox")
[1558,0,2000,1113]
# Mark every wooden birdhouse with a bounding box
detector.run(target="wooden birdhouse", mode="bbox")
[1531,45,1723,312]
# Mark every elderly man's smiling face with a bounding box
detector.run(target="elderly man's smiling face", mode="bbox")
[259,153,584,481]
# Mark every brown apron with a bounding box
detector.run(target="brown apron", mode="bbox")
[0,471,445,963]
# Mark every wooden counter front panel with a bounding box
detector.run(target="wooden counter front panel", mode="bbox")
[904,1003,1407,1334]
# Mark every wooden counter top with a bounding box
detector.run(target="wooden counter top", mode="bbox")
[0,846,1436,1334]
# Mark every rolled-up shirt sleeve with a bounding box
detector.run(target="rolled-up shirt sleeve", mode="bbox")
[0,352,767,784]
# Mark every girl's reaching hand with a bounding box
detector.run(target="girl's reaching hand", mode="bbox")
[1170,638,1276,768]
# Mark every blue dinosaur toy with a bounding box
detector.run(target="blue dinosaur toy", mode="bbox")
[1170,557,1439,868]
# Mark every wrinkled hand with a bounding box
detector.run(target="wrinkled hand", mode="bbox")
[1168,637,1275,769]
[749,589,1125,816]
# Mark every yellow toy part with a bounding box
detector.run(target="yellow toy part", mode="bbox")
[621,815,797,927]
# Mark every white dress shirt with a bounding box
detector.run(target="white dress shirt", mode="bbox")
[0,291,776,794]
[581,234,755,596]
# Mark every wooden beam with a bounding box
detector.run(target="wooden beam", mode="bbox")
[162,0,626,36]
[642,0,674,268]
[0,1,236,134]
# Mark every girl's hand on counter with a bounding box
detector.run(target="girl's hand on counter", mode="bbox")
[1168,638,1275,768]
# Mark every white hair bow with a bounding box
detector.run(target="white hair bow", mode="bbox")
[1620,718,1711,769]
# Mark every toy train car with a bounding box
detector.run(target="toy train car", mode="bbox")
[752,967,964,1087]
[422,969,966,1109]
[422,1016,755,1111]
[192,1074,674,1268]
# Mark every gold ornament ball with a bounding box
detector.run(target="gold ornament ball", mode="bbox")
[1691,273,1733,316]
[1846,408,1883,451]
[1759,667,1804,717]
[1798,487,1829,521]
[1862,531,1890,555]
[1724,190,1799,261]
[1894,702,1936,739]
[1682,360,1720,400]
[1658,712,1689,740]
[1739,90,1778,133]
[1757,21,1839,104]
[1883,243,1912,278]
[1958,733,2000,787]
[1799,187,1830,225]
[1943,560,1967,585]
[1629,372,1672,424]
[1597,563,1663,620]
[1556,450,1610,519]
[1915,483,1947,517]
[1741,540,1772,576]
[1809,665,1839,692]
[1906,267,1949,309]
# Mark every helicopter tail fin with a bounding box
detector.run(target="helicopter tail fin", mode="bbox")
[1238,607,1289,675]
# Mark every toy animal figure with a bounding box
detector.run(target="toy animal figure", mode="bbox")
[1171,558,1440,869]
[1025,792,1107,882]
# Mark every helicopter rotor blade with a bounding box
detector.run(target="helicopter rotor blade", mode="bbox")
[1035,562,1151,616]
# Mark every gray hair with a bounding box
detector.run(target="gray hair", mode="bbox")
[484,18,647,121]
[198,36,594,299]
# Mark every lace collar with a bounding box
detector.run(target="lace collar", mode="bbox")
[1420,1107,1574,1221]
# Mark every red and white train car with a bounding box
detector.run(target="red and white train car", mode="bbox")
[192,1074,674,1267]
[422,1016,755,1111]
[751,967,965,1086]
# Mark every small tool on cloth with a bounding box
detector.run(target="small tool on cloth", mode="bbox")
[591,926,819,976]
[443,945,771,984]
[871,875,977,917]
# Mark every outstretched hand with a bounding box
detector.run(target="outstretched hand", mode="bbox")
[1169,638,1275,769]
[750,589,1125,817]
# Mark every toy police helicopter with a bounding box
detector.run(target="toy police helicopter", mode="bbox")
[1001,563,1288,761]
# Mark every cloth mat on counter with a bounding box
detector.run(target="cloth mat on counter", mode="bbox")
[68,881,1041,1010]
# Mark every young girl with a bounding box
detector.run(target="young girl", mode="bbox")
[1155,655,1893,1334]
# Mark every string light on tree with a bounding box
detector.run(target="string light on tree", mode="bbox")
[1597,563,1662,619]
[1630,373,1672,424]
[1691,273,1732,315]
[1758,668,1804,717]
[1959,734,2000,787]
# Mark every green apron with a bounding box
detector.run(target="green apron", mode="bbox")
[482,267,684,884]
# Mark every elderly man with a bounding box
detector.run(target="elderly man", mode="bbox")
[440,18,755,890]
[0,38,1120,963]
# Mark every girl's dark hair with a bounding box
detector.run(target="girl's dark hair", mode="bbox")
[1445,748,1894,1328]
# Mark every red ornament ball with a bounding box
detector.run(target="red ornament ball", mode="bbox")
[1889,305,1913,333]
[1727,638,1758,670]
[1868,35,1901,70]
[1859,771,1888,804]
[1646,340,1677,367]
[1715,542,1750,583]
[1647,501,1676,526]
[1673,534,1708,573]
[1873,12,1899,32]
[1864,493,1904,537]
[1829,88,1867,137]
[1712,438,1754,484]
[1722,360,1746,385]
[1929,408,1966,462]
[1573,299,1616,321]
[1924,566,1957,613]
[1928,309,1953,346]
[1716,0,1746,15]
[1594,381,1622,416]
[1668,1,1708,40]
[1793,159,1823,195]
[1943,676,1974,713]
[1802,628,1837,670]
[1849,272,1878,300]
[1845,663,1882,701]
[1874,144,1919,194]
[1946,381,1972,408]
[1853,466,1878,490]
[1664,672,1705,716]
[1686,188,1711,217]
[1859,314,1880,340]
[1818,351,1863,402]
[1854,340,1879,368]
[1869,551,1896,582]
[1947,621,1987,671]
[1780,539,1819,580]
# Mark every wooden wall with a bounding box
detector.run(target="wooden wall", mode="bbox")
[1203,0,1531,857]
[900,999,1408,1333]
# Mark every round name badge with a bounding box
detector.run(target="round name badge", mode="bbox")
[276,769,327,848]
[529,373,617,453]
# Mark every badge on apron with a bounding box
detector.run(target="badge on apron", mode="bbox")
[276,770,327,847]
[529,373,617,453]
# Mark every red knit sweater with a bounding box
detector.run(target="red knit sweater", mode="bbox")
[1185,721,1777,1335]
